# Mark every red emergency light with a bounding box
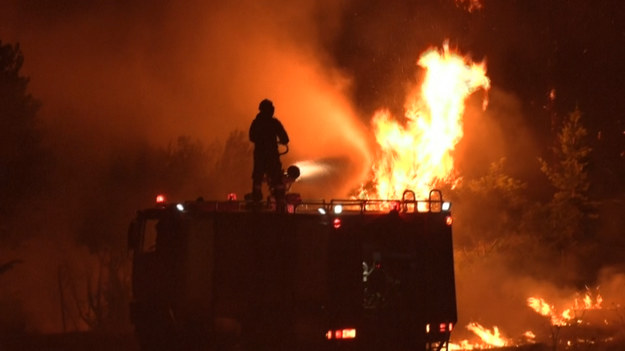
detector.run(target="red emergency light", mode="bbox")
[333,218,342,229]
[156,194,166,204]
[426,322,453,334]
[326,328,356,340]
[446,216,453,226]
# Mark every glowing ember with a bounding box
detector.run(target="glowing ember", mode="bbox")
[523,330,536,341]
[455,0,483,12]
[362,42,489,200]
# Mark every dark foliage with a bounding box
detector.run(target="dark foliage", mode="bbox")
[68,131,251,331]
[452,157,528,247]
[453,109,606,286]
[539,108,595,247]
[0,41,47,243]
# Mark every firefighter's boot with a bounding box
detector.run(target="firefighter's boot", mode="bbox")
[251,183,263,201]
[245,183,263,202]
[244,183,263,210]
[274,185,286,213]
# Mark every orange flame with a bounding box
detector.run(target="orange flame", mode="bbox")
[453,290,605,350]
[524,330,536,341]
[362,42,489,200]
[527,297,568,326]
[448,340,476,350]
[466,322,510,348]
[527,291,603,326]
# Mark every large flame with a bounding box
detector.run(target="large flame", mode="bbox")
[527,291,603,327]
[362,42,490,200]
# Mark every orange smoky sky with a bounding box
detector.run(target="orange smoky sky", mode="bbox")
[0,0,372,196]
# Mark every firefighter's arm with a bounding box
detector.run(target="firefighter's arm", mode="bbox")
[249,120,257,143]
[276,120,289,145]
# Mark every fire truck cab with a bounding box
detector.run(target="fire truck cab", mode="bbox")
[127,190,457,351]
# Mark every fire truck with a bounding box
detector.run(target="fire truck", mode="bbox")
[127,190,457,351]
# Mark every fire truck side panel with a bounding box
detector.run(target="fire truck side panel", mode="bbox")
[129,205,457,351]
[210,212,331,350]
[179,217,214,322]
[423,214,457,325]
[292,215,333,346]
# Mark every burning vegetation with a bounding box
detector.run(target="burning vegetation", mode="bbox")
[449,288,624,350]
[359,42,490,200]
[527,290,603,328]
[350,40,625,350]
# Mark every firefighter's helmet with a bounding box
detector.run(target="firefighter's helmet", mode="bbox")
[259,99,274,115]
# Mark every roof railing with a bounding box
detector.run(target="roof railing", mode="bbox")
[172,189,450,214]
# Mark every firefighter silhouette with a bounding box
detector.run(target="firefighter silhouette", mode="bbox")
[248,99,289,203]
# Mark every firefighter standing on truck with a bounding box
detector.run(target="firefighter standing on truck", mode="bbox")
[249,99,289,202]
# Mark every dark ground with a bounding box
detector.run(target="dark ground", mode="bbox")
[0,332,140,351]
[2,333,625,351]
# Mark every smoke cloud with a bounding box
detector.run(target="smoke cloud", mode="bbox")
[0,0,371,198]
[0,0,375,333]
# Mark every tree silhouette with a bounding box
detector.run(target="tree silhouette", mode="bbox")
[0,41,46,242]
[452,157,527,246]
[539,108,594,248]
[210,130,253,199]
